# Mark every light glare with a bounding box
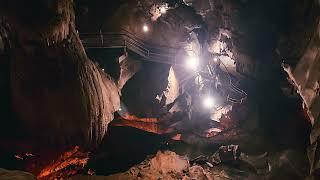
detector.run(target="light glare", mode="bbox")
[160,6,167,14]
[142,25,149,32]
[203,96,214,108]
[186,56,199,70]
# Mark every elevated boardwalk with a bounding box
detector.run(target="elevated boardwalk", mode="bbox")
[80,30,180,65]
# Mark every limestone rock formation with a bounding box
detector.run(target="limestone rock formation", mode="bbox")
[1,0,130,148]
[275,1,320,177]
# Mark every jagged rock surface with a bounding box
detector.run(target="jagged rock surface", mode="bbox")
[275,1,320,177]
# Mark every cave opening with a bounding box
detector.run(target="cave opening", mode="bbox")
[0,0,319,179]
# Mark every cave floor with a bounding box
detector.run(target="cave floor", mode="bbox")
[84,125,310,179]
[0,121,311,179]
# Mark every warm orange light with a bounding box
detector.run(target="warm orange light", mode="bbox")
[37,146,89,179]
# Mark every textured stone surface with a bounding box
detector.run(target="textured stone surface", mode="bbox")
[10,28,120,147]
[71,148,308,179]
[0,168,35,180]
[275,1,320,177]
[4,0,124,148]
[121,61,170,117]
[117,53,141,90]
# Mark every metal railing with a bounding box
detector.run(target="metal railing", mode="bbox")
[80,30,247,104]
[80,29,179,65]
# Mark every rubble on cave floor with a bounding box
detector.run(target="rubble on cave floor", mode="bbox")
[72,150,216,180]
[0,124,310,180]
[71,145,309,180]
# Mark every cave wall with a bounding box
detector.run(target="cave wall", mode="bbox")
[278,1,320,176]
[303,32,320,177]
[92,1,206,117]
[0,0,207,147]
[122,61,170,117]
[1,0,122,148]
[0,1,318,176]
[10,30,120,147]
[0,19,13,137]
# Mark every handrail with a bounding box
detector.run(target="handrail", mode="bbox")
[80,31,178,50]
[220,60,247,104]
[80,29,179,65]
[83,33,177,56]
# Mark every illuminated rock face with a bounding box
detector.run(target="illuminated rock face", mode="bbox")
[77,2,202,118]
[97,151,191,180]
[272,1,320,177]
[10,34,120,147]
[294,36,320,177]
[282,19,320,177]
[163,67,180,105]
[284,36,320,125]
[3,0,123,148]
[99,1,203,47]
[117,53,141,90]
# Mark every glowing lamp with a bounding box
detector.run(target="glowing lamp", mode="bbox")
[186,56,199,70]
[160,6,167,14]
[142,25,149,32]
[203,96,214,109]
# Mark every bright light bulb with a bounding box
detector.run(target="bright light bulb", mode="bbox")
[186,56,199,70]
[160,6,167,14]
[203,96,214,108]
[142,25,149,32]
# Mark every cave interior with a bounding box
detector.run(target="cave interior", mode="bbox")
[0,0,320,179]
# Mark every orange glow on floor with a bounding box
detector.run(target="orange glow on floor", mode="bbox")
[37,146,89,179]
